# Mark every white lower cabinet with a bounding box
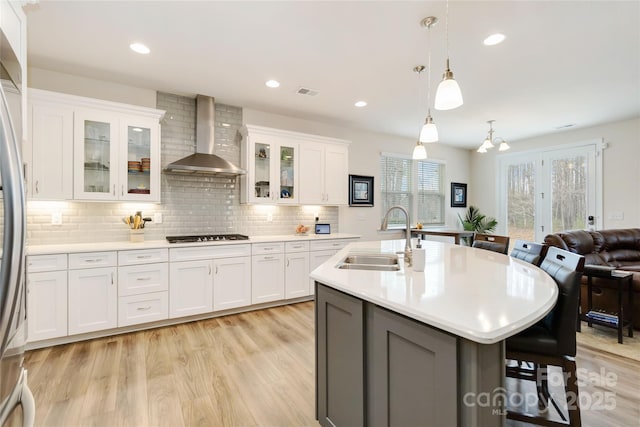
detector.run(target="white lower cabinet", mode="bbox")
[169,259,213,318]
[27,270,67,341]
[213,256,251,311]
[68,266,118,335]
[285,241,310,299]
[118,291,169,327]
[252,253,285,304]
[118,258,168,327]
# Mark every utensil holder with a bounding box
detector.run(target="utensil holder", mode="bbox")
[130,229,144,243]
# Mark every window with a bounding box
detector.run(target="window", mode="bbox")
[380,153,445,227]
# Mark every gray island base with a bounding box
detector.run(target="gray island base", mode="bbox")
[316,283,505,427]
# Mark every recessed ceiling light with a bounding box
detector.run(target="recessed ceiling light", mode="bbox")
[129,42,150,54]
[265,80,280,88]
[354,101,367,108]
[483,33,506,46]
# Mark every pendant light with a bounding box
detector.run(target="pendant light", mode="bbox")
[413,65,431,159]
[418,17,439,144]
[434,0,463,111]
[477,120,510,153]
[413,141,428,159]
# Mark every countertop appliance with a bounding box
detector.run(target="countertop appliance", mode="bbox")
[0,25,35,426]
[166,234,250,244]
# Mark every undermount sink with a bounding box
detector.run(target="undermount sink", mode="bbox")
[336,253,401,271]
[342,254,399,265]
[337,263,401,271]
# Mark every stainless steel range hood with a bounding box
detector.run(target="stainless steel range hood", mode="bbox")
[165,95,246,175]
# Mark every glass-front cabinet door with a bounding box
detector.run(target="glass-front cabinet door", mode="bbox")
[253,140,272,203]
[119,118,160,201]
[73,110,118,200]
[278,142,298,205]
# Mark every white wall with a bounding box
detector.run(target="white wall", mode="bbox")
[469,117,640,232]
[244,108,471,241]
[28,67,156,108]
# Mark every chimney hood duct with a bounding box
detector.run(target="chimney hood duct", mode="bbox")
[165,95,246,175]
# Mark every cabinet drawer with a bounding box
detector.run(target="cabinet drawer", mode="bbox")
[310,239,356,252]
[285,241,309,253]
[27,254,67,272]
[118,263,168,296]
[252,242,284,255]
[118,248,168,266]
[69,251,117,269]
[118,291,168,327]
[170,244,251,262]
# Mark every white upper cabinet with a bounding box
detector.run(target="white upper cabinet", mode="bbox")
[27,97,73,200]
[26,89,164,202]
[300,141,349,205]
[242,125,299,205]
[242,124,349,206]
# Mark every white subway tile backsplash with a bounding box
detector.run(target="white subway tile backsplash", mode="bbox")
[26,92,338,244]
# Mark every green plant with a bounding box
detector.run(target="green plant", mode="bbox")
[458,206,498,244]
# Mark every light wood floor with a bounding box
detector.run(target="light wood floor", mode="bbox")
[12,301,640,427]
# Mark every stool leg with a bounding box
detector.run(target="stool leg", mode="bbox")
[629,276,634,338]
[564,358,581,427]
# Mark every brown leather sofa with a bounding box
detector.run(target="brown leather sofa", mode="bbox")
[544,228,640,330]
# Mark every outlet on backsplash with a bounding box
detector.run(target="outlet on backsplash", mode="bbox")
[51,212,62,225]
[154,212,163,224]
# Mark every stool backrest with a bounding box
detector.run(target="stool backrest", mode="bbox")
[538,246,585,356]
[472,233,510,255]
[510,240,547,266]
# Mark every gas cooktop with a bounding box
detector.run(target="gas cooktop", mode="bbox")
[166,234,250,243]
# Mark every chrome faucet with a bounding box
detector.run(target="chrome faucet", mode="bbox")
[381,205,412,266]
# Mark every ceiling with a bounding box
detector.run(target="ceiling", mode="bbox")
[25,1,640,149]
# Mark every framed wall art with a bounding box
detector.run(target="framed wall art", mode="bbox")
[349,175,374,207]
[451,182,467,208]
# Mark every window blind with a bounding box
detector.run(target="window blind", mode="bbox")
[380,154,444,226]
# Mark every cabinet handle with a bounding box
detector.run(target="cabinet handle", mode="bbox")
[111,272,114,285]
[121,185,124,196]
[113,184,116,196]
[263,247,274,251]
[35,180,39,194]
[136,255,152,259]
[136,306,152,311]
[84,258,103,263]
[264,256,274,260]
[136,276,152,281]
[287,259,290,267]
[208,265,212,275]
[215,266,218,274]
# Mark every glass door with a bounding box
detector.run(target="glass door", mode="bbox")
[73,111,118,200]
[499,142,601,243]
[278,143,298,204]
[125,125,151,196]
[253,141,272,202]
[546,147,596,234]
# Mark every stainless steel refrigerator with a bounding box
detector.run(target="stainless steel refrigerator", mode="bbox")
[0,24,34,426]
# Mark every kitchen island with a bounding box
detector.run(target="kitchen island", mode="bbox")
[310,239,558,427]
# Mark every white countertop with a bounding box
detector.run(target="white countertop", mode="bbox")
[26,233,360,255]
[310,240,558,345]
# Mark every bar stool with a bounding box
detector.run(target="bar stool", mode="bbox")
[510,240,547,266]
[472,233,510,255]
[505,247,585,427]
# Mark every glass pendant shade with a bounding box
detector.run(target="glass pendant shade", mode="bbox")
[413,142,427,159]
[419,114,438,143]
[480,137,494,150]
[498,140,510,151]
[434,60,463,110]
[477,145,487,153]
